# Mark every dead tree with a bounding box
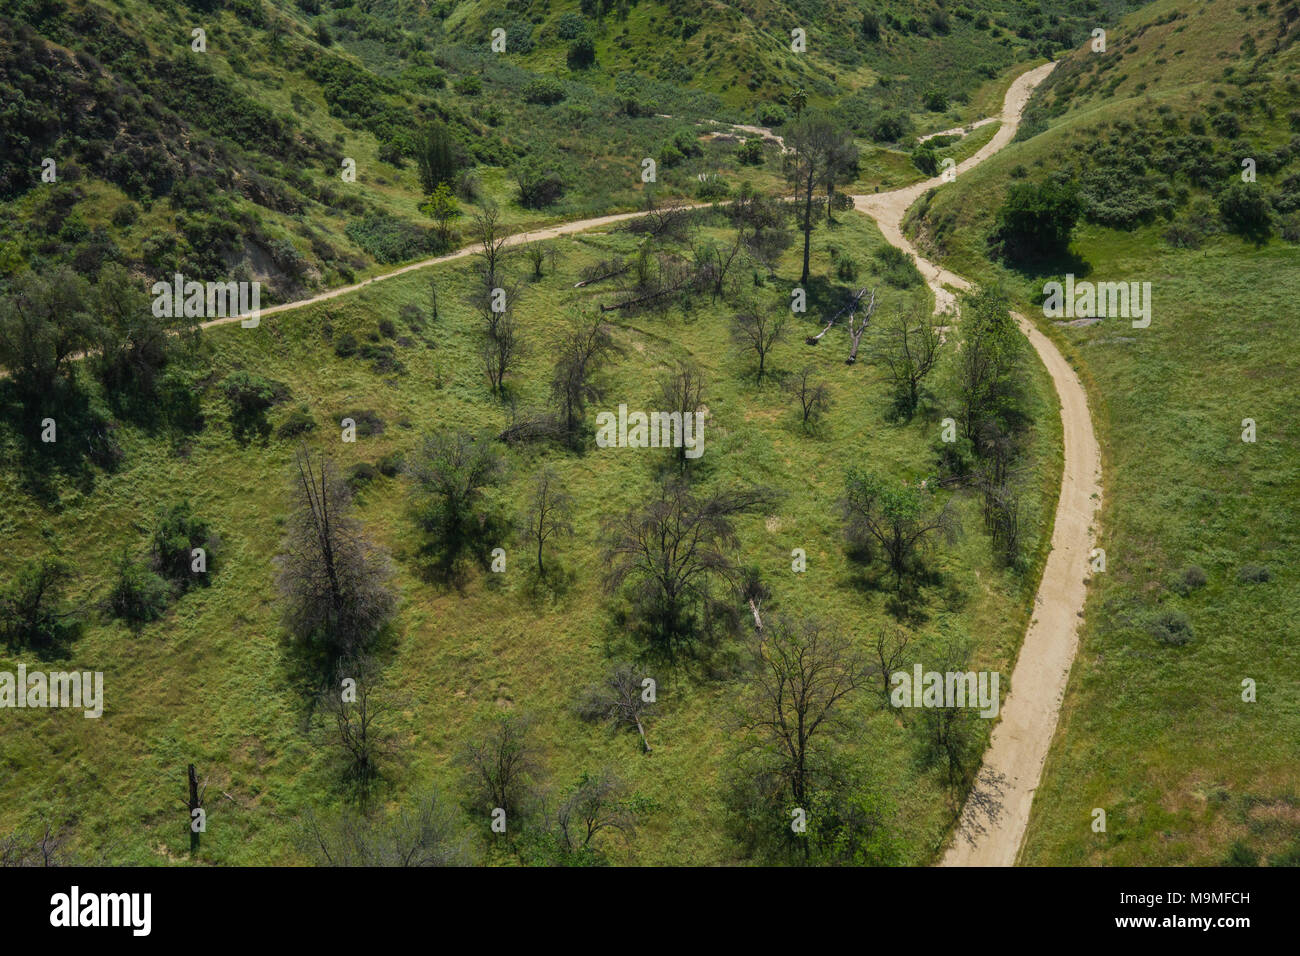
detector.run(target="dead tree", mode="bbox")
[806,286,872,348]
[577,664,657,753]
[845,288,877,364]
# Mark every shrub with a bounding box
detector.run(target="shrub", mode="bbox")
[911,144,939,176]
[334,332,358,357]
[923,89,948,111]
[347,462,380,488]
[555,12,587,40]
[1217,181,1274,241]
[106,552,172,625]
[378,450,405,477]
[758,103,787,127]
[737,140,765,165]
[150,501,219,587]
[871,245,923,288]
[454,75,482,96]
[1237,564,1271,584]
[1147,609,1194,647]
[1171,565,1206,596]
[567,35,597,70]
[278,406,317,438]
[658,144,685,169]
[993,179,1083,261]
[523,77,565,105]
[517,163,564,208]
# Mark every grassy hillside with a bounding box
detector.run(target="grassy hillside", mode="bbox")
[0,201,1063,864]
[904,0,1300,865]
[1,0,1151,302]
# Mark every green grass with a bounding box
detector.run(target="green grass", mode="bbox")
[0,207,1062,865]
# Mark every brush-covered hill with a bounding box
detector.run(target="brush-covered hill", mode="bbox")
[904,0,1300,864]
[2,0,1151,299]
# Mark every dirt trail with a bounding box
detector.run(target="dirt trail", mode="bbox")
[918,115,999,143]
[851,61,1103,867]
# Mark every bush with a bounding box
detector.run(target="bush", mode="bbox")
[278,406,317,438]
[150,501,219,587]
[454,75,482,96]
[378,450,405,477]
[347,462,380,488]
[1237,564,1271,584]
[106,552,172,625]
[658,144,685,169]
[523,77,565,105]
[696,175,731,201]
[923,89,948,111]
[567,35,597,70]
[737,140,765,165]
[911,144,939,176]
[517,163,564,208]
[334,332,358,357]
[993,179,1083,261]
[871,245,923,288]
[758,103,787,127]
[555,13,587,40]
[1217,182,1274,241]
[345,213,441,264]
[1171,565,1206,596]
[1147,609,1194,647]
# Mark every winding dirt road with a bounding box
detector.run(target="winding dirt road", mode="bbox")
[853,62,1103,866]
[200,62,1100,865]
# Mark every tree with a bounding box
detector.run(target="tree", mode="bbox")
[521,467,573,576]
[656,361,707,471]
[149,500,219,590]
[420,183,461,244]
[414,119,458,194]
[407,428,508,576]
[949,285,1028,447]
[993,179,1082,261]
[302,790,477,866]
[319,657,394,788]
[577,663,656,752]
[731,299,787,384]
[275,451,397,665]
[550,314,618,446]
[472,276,521,395]
[785,114,832,283]
[873,306,944,419]
[784,366,832,431]
[0,554,80,653]
[0,266,94,401]
[785,114,854,281]
[457,712,543,826]
[821,126,859,223]
[92,263,191,399]
[553,770,634,854]
[789,87,808,118]
[567,34,597,69]
[471,202,509,284]
[736,616,869,808]
[842,471,958,587]
[603,478,775,661]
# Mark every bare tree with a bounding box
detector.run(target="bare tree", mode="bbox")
[550,314,619,446]
[521,467,574,576]
[845,287,877,364]
[871,626,915,700]
[320,657,395,788]
[276,451,396,664]
[602,478,775,660]
[736,616,869,808]
[657,361,707,472]
[457,712,543,826]
[874,306,944,418]
[472,201,509,284]
[553,769,635,853]
[470,275,522,395]
[301,789,477,866]
[577,663,657,752]
[731,300,787,384]
[784,366,832,431]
